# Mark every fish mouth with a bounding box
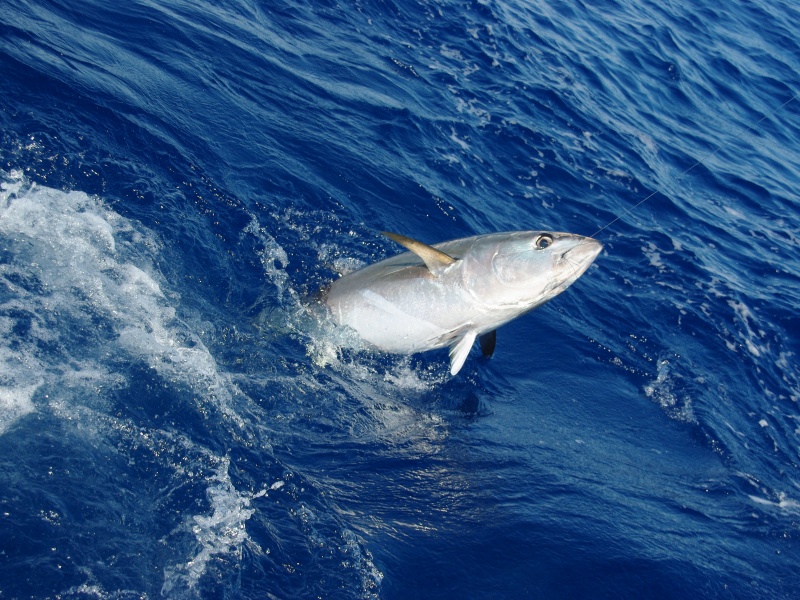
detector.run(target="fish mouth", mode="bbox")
[553,236,603,288]
[561,237,603,266]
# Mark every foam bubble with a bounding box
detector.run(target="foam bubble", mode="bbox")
[0,172,248,435]
[641,241,667,273]
[1,173,255,583]
[243,216,294,303]
[643,359,695,423]
[1,174,382,596]
[162,455,256,595]
[0,381,39,435]
[748,492,800,512]
[727,299,767,358]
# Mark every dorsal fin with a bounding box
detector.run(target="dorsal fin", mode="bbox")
[381,231,457,276]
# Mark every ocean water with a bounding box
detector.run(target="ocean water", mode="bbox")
[1,0,799,598]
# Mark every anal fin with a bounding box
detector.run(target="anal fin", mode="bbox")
[448,330,478,376]
[478,330,496,358]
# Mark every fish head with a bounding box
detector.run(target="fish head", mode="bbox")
[465,231,602,311]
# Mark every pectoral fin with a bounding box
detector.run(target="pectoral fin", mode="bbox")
[381,231,457,276]
[478,330,496,358]
[448,330,478,376]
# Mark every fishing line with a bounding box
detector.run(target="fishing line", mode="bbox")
[590,92,799,239]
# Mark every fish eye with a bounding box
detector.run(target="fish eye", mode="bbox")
[535,234,554,249]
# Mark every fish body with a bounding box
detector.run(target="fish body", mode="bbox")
[325,231,602,375]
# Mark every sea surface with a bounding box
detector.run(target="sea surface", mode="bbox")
[1,0,799,598]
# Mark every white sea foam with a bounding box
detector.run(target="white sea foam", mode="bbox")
[0,172,249,432]
[0,173,263,589]
[0,381,39,436]
[1,175,386,595]
[641,241,667,273]
[643,359,695,423]
[243,215,294,303]
[727,298,767,358]
[748,492,800,513]
[162,455,256,595]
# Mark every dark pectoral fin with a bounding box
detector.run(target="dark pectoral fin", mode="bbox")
[381,231,457,276]
[478,330,496,358]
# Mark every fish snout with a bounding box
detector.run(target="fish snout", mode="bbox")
[560,236,602,265]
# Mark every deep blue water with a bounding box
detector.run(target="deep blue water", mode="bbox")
[2,0,799,598]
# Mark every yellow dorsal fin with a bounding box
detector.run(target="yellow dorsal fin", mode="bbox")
[381,231,457,275]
